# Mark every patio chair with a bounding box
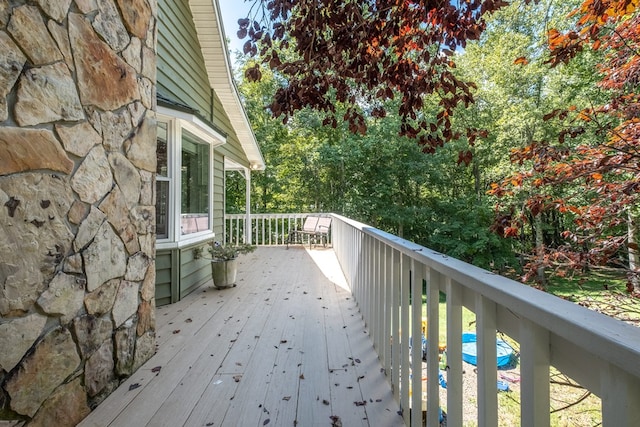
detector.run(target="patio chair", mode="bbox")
[286,216,331,248]
[315,216,332,247]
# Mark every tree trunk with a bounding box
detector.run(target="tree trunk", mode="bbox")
[534,214,547,288]
[629,210,639,292]
[473,160,481,198]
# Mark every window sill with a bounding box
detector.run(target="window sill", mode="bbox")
[156,231,215,250]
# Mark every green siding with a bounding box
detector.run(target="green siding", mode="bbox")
[212,92,249,167]
[213,153,225,238]
[156,0,257,305]
[155,250,179,306]
[156,242,214,305]
[179,243,213,299]
[157,0,212,119]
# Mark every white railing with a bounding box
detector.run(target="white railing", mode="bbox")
[226,212,640,426]
[225,213,331,246]
[331,213,640,427]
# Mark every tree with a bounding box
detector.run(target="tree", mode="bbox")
[490,1,640,289]
[233,0,638,289]
[239,0,525,156]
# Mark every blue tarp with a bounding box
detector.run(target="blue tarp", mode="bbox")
[461,332,515,368]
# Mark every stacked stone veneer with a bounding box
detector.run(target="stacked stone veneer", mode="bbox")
[0,1,157,425]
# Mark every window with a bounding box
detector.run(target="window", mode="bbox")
[156,122,170,239]
[180,130,209,235]
[155,107,225,245]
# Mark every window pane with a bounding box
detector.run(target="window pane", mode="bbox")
[157,122,168,177]
[156,180,169,238]
[156,121,169,239]
[181,130,209,235]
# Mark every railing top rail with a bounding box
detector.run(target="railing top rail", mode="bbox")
[331,213,640,380]
[225,213,325,219]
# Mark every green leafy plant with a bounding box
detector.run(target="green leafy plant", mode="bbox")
[208,241,256,262]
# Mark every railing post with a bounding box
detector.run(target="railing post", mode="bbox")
[400,253,410,424]
[426,268,441,427]
[476,294,498,427]
[446,277,463,427]
[383,244,392,378]
[410,260,424,427]
[601,363,640,426]
[391,248,401,403]
[520,320,550,427]
[373,239,383,353]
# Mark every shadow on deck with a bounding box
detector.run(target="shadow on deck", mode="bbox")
[80,246,403,427]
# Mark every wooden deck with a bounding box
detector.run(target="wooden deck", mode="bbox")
[80,246,404,427]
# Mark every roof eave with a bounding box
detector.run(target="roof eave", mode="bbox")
[188,0,266,171]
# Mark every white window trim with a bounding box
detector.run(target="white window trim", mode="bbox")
[156,107,226,249]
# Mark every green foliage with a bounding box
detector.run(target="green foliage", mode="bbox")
[208,241,256,262]
[226,0,632,284]
[425,197,518,272]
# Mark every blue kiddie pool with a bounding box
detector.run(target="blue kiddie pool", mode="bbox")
[461,332,515,368]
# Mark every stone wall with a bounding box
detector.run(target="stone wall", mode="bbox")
[0,1,157,425]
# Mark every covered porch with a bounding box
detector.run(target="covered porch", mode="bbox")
[79,246,403,427]
[81,213,640,427]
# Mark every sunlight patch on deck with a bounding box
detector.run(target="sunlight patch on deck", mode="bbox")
[305,246,350,292]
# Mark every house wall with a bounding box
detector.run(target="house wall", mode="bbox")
[213,153,226,238]
[212,91,250,167]
[0,1,157,425]
[157,0,211,119]
[154,0,253,304]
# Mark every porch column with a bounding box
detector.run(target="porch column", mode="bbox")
[245,167,252,244]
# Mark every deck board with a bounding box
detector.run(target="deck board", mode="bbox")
[79,246,403,427]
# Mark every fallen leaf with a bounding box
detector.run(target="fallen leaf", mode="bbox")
[233,375,242,382]
[128,383,141,391]
[354,400,366,406]
[263,419,270,425]
[172,329,180,334]
[283,396,291,401]
[280,339,288,344]
[322,399,330,405]
[299,374,305,379]
[151,366,161,373]
[185,318,193,323]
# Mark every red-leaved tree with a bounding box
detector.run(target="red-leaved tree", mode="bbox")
[239,0,518,154]
[490,0,639,290]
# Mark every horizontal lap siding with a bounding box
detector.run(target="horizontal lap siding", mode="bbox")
[155,250,176,306]
[212,92,248,166]
[157,0,212,118]
[179,242,213,299]
[213,154,225,239]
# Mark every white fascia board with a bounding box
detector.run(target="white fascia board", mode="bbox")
[188,0,266,171]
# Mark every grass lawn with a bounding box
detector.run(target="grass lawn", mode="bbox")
[547,269,640,325]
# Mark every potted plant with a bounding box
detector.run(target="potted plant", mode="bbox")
[208,241,255,288]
